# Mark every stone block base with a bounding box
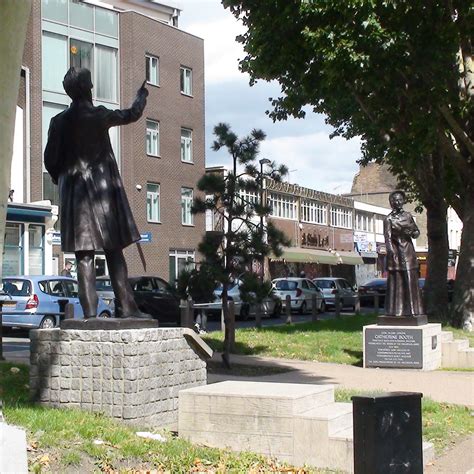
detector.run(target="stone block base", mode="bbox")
[364,323,442,370]
[29,328,210,427]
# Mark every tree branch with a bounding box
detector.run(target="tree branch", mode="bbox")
[438,105,474,157]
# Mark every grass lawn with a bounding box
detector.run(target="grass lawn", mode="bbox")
[203,314,473,367]
[0,362,325,473]
[1,362,472,472]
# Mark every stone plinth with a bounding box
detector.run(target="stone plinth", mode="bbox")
[30,328,211,427]
[364,323,442,370]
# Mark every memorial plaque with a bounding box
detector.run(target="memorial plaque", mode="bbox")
[365,327,422,368]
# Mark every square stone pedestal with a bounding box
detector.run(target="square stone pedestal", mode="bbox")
[363,323,442,370]
[30,328,211,427]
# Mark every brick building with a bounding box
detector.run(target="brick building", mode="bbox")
[7,0,205,284]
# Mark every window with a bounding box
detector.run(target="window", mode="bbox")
[181,128,193,162]
[95,45,117,102]
[146,55,159,86]
[268,193,298,220]
[29,225,44,275]
[95,7,118,37]
[70,38,93,72]
[301,200,327,224]
[181,187,194,225]
[42,0,68,23]
[180,66,192,95]
[355,211,374,232]
[169,249,195,285]
[42,32,68,92]
[63,279,79,297]
[2,224,23,276]
[146,183,160,223]
[69,0,94,30]
[146,120,160,156]
[330,206,353,229]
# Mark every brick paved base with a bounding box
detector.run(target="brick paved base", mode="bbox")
[29,328,208,427]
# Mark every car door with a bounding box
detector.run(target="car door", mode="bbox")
[44,279,72,316]
[154,278,179,324]
[62,279,83,318]
[301,279,311,308]
[307,280,322,310]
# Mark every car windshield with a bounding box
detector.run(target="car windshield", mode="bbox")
[274,280,298,291]
[1,279,32,296]
[363,279,386,287]
[315,280,336,289]
[96,279,113,291]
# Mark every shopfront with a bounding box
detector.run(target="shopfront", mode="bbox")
[3,203,54,277]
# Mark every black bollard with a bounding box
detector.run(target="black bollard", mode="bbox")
[352,392,423,474]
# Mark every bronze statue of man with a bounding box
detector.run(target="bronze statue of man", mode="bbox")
[383,190,426,324]
[44,67,149,319]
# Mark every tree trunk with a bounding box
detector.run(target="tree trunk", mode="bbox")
[0,1,32,272]
[452,189,474,331]
[423,200,449,321]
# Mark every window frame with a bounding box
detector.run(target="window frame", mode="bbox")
[180,66,193,96]
[330,206,353,229]
[146,54,160,86]
[146,119,160,157]
[146,182,161,223]
[180,127,193,163]
[268,192,298,220]
[181,187,194,226]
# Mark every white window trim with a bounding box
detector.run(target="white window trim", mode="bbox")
[180,66,193,96]
[330,206,353,229]
[268,192,298,220]
[146,183,161,223]
[181,127,193,163]
[146,119,160,157]
[181,187,194,226]
[146,54,159,86]
[301,199,327,225]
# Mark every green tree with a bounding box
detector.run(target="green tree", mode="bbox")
[223,0,473,330]
[193,123,289,365]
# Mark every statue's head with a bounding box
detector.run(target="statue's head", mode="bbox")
[389,190,406,211]
[63,67,93,101]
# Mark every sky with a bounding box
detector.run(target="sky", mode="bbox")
[178,0,362,194]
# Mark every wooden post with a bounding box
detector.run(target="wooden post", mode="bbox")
[285,295,292,324]
[228,300,235,351]
[255,302,262,329]
[64,303,74,320]
[374,294,380,311]
[180,297,194,328]
[0,302,4,361]
[311,293,318,322]
[355,296,361,313]
[335,293,341,318]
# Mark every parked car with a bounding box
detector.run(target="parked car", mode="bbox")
[207,279,282,320]
[0,276,112,329]
[96,275,180,326]
[313,277,358,310]
[272,278,325,314]
[357,278,387,306]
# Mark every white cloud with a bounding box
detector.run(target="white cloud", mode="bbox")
[184,11,248,84]
[260,133,362,194]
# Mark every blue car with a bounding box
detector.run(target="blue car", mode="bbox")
[0,275,112,329]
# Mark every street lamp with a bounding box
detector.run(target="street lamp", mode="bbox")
[259,158,271,281]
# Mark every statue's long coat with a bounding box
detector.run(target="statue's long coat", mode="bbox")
[44,92,146,252]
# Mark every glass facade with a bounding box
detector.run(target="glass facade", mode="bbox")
[2,224,23,276]
[268,192,298,220]
[29,225,45,275]
[42,32,68,92]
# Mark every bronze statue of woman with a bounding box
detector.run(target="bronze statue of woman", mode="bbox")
[382,191,426,325]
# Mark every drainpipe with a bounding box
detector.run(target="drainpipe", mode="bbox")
[21,65,31,203]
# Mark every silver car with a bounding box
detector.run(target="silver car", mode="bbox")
[313,277,357,310]
[272,278,325,314]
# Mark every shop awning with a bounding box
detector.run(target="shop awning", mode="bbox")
[337,251,364,265]
[270,247,340,265]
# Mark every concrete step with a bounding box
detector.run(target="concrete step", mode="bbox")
[442,338,474,369]
[441,331,454,342]
[444,339,470,351]
[297,402,353,436]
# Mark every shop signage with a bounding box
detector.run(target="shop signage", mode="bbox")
[51,231,61,245]
[139,232,152,243]
[301,232,329,249]
[354,231,376,253]
[377,243,387,255]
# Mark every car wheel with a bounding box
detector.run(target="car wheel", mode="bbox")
[240,304,250,321]
[319,301,326,314]
[98,311,111,318]
[299,301,307,315]
[40,316,56,329]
